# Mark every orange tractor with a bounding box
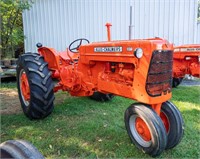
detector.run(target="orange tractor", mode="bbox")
[16,24,184,157]
[173,44,200,87]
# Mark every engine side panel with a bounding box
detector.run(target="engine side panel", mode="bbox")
[76,39,173,104]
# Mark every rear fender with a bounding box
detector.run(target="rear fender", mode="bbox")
[38,47,60,70]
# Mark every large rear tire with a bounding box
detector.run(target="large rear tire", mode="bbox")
[160,101,184,149]
[124,103,167,157]
[16,53,55,119]
[0,140,44,159]
[90,92,114,102]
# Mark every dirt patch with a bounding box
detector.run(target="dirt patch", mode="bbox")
[0,88,22,115]
[1,78,199,115]
[0,88,68,115]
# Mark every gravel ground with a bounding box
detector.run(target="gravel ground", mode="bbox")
[180,78,200,86]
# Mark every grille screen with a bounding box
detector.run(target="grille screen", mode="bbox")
[146,50,173,97]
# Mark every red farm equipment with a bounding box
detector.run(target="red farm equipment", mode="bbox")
[173,44,200,87]
[16,24,184,157]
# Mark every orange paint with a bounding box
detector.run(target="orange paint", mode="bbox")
[105,23,112,41]
[135,117,151,141]
[173,44,200,78]
[160,112,170,133]
[37,23,174,115]
[151,103,162,115]
[20,73,30,101]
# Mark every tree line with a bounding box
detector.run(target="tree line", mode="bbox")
[0,0,32,59]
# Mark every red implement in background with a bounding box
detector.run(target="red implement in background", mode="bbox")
[173,44,200,87]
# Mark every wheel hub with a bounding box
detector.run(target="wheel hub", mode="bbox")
[135,117,151,141]
[129,115,152,147]
[20,71,30,101]
[160,111,170,133]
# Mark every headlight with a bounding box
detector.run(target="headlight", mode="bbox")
[134,48,143,59]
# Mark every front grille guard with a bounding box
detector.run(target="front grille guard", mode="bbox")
[146,50,173,97]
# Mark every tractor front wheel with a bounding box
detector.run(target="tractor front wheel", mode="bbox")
[17,53,55,119]
[160,101,184,149]
[124,103,167,157]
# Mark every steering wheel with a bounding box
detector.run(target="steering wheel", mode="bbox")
[69,38,90,53]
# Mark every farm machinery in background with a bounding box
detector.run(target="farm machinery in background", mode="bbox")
[172,44,200,87]
[16,23,184,157]
[0,46,24,80]
[0,59,18,80]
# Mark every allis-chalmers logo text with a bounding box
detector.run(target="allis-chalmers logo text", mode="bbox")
[94,47,122,52]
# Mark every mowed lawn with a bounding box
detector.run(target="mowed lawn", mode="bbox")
[1,84,200,158]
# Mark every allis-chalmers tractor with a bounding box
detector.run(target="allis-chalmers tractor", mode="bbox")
[16,24,184,157]
[173,44,200,87]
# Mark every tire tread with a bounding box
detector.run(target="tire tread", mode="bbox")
[162,101,184,149]
[17,53,54,119]
[0,140,44,159]
[124,104,167,157]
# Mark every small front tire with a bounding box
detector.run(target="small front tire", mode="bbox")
[124,103,167,157]
[160,101,184,149]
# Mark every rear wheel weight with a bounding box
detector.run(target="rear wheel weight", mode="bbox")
[160,101,184,149]
[124,104,167,157]
[16,53,55,119]
[90,91,114,101]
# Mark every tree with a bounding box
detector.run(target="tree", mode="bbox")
[0,0,32,58]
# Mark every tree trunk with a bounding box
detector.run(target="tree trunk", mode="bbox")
[0,13,2,59]
[3,9,20,58]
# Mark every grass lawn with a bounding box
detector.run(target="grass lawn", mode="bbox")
[1,83,200,158]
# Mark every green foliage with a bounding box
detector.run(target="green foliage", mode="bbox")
[0,0,32,58]
[1,81,17,89]
[1,86,200,158]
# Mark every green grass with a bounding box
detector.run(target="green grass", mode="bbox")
[1,86,200,158]
[1,81,17,89]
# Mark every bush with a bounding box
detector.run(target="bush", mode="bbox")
[0,0,32,58]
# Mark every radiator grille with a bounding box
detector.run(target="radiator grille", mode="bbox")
[146,50,173,97]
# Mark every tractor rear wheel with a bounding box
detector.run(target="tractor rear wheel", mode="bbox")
[16,53,55,119]
[124,103,167,157]
[90,92,114,101]
[160,101,184,149]
[0,140,44,159]
[172,77,183,87]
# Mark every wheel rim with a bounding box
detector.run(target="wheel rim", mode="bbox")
[160,111,170,133]
[129,115,151,147]
[19,69,30,106]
